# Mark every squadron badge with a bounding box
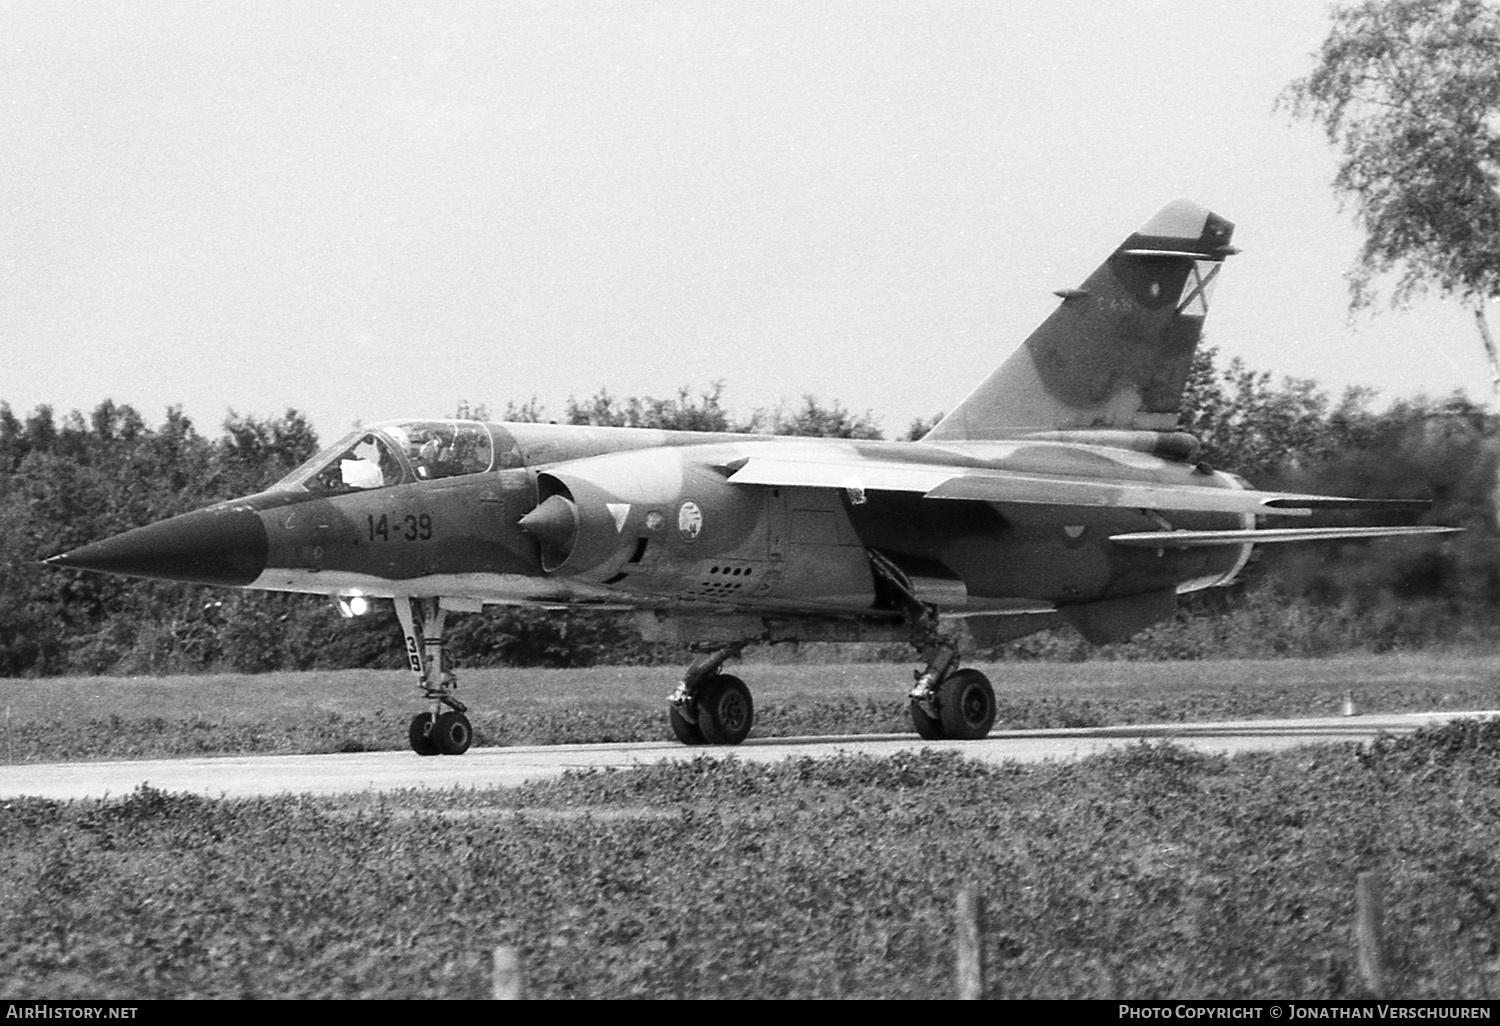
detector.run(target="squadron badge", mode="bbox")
[677,500,704,542]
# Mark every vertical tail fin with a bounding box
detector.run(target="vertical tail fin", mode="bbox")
[923,200,1237,442]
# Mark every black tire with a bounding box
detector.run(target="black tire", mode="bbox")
[408,712,440,756]
[669,704,707,745]
[910,699,946,740]
[431,711,474,755]
[697,673,754,745]
[938,669,996,740]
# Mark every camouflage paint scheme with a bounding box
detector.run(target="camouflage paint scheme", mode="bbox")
[48,201,1453,751]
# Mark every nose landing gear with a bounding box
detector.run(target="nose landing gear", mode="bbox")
[396,597,473,756]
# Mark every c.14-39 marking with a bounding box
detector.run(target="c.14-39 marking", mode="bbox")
[368,512,433,543]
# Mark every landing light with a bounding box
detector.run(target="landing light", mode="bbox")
[334,593,371,618]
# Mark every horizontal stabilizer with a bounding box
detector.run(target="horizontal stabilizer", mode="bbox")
[724,456,1433,518]
[1109,525,1460,549]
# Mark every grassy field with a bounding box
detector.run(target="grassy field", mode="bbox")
[6,722,1500,998]
[3,653,1500,762]
[5,656,1500,998]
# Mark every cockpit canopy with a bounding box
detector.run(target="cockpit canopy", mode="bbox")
[276,420,496,494]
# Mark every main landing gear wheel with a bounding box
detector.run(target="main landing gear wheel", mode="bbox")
[938,668,997,740]
[697,674,754,746]
[667,640,754,747]
[910,700,945,741]
[409,712,440,757]
[908,669,998,740]
[669,704,707,746]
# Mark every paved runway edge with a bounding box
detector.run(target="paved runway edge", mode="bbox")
[3,710,1497,802]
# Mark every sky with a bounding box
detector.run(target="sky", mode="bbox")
[3,1,1494,446]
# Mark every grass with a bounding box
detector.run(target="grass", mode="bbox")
[3,653,1500,762]
[5,656,1500,998]
[6,723,1500,998]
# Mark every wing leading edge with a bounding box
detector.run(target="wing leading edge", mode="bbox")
[1110,525,1459,548]
[721,455,1434,519]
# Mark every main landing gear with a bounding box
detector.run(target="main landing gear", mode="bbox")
[871,550,998,741]
[660,609,1000,748]
[906,642,997,742]
[668,641,754,746]
[395,597,473,756]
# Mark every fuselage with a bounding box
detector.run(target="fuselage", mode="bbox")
[51,419,1254,621]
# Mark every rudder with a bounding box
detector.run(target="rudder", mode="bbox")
[924,200,1237,442]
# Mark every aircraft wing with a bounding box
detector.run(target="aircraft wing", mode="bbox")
[720,456,1432,518]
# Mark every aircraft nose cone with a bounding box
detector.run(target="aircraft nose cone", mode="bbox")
[45,506,268,586]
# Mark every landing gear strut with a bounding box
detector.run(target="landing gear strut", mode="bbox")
[395,597,473,756]
[668,641,755,746]
[870,550,998,741]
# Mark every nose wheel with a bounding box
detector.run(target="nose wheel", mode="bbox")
[409,713,440,756]
[409,709,474,756]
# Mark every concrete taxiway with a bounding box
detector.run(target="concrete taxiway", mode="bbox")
[2,709,1496,801]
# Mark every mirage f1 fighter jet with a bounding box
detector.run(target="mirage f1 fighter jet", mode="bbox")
[47,200,1454,754]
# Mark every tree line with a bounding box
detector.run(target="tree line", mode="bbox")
[0,349,1493,678]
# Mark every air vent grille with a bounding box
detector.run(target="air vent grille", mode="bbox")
[686,562,757,598]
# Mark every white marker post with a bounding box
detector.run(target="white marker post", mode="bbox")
[493,944,524,1000]
[1356,872,1389,998]
[955,884,985,999]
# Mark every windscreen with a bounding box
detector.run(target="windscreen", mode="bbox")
[283,430,405,493]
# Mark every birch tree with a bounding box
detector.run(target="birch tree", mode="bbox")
[1282,0,1500,395]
